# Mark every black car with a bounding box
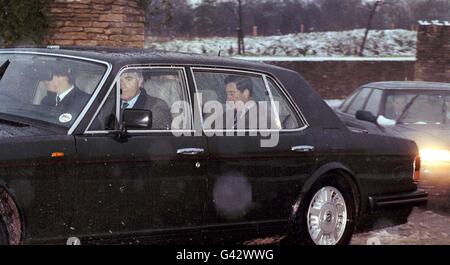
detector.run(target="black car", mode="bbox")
[335,81,450,178]
[0,48,426,245]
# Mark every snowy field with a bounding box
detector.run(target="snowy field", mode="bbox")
[146,29,417,57]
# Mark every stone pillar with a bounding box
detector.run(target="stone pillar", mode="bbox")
[415,20,450,82]
[45,0,145,48]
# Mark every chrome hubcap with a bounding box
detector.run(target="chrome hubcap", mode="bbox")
[307,186,347,245]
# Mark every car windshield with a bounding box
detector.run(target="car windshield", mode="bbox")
[0,53,107,128]
[384,91,450,125]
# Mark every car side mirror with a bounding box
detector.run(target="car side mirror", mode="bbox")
[122,109,152,129]
[355,110,377,123]
[376,115,396,126]
[108,109,152,141]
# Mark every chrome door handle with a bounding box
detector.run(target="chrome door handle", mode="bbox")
[291,145,315,152]
[176,148,205,155]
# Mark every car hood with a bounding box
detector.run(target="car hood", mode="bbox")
[387,124,450,149]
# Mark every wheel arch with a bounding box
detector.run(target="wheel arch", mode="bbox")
[0,181,25,245]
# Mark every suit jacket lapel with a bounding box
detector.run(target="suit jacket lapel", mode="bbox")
[133,88,147,109]
[61,88,75,104]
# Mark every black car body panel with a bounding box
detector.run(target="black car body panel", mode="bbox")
[0,48,426,245]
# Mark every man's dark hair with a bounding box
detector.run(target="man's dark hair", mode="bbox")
[48,62,76,85]
[224,75,253,97]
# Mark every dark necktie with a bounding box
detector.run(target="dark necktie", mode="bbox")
[122,102,129,109]
[56,96,61,107]
[233,109,238,128]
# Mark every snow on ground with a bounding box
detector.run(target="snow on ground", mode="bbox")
[351,208,450,245]
[146,29,416,57]
[244,208,450,245]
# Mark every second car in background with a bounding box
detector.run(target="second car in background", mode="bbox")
[335,81,450,178]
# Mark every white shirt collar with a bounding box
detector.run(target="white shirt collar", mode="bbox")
[57,85,74,101]
[122,91,141,109]
[239,100,256,118]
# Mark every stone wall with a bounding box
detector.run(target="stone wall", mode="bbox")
[45,0,145,48]
[415,21,450,82]
[266,59,415,99]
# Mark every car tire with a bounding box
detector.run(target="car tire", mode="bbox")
[289,176,356,245]
[0,217,9,245]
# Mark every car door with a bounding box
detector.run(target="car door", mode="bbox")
[191,68,317,240]
[72,66,208,244]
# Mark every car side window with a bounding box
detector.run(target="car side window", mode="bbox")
[364,89,383,116]
[266,78,302,129]
[339,89,360,112]
[193,70,298,130]
[87,67,190,131]
[347,87,371,115]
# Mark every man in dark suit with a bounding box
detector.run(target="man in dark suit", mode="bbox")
[120,71,172,129]
[40,64,89,121]
[223,75,281,130]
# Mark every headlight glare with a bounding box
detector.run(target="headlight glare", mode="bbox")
[419,149,450,163]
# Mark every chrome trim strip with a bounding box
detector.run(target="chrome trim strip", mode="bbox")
[84,130,195,134]
[189,67,205,127]
[176,148,205,155]
[291,145,315,152]
[264,74,309,129]
[84,80,115,132]
[262,74,282,128]
[0,50,113,135]
[70,61,111,135]
[84,65,195,134]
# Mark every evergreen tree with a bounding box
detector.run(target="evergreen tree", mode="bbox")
[0,0,51,47]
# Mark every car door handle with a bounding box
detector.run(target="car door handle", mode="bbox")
[176,148,205,155]
[291,145,315,153]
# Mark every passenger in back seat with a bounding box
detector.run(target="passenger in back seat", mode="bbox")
[40,64,90,118]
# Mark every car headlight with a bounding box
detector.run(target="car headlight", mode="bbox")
[419,149,450,163]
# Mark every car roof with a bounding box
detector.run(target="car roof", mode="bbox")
[0,46,290,74]
[362,81,450,91]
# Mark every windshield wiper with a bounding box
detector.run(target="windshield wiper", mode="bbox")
[397,95,419,124]
[0,60,11,82]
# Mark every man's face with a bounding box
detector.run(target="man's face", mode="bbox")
[44,75,69,94]
[225,82,250,104]
[120,72,143,101]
